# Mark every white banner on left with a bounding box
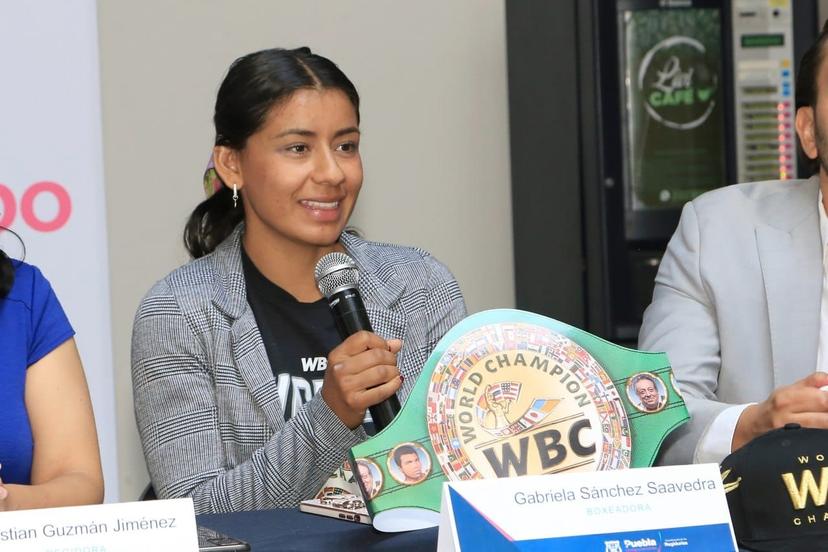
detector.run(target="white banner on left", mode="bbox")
[0,1,119,500]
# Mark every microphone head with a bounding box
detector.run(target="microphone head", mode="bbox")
[314,252,359,298]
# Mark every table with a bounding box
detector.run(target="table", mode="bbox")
[197,507,438,551]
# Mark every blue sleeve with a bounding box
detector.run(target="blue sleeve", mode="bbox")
[27,266,74,367]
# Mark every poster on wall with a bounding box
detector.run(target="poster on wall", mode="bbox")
[0,1,118,500]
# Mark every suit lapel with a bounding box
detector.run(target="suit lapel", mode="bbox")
[341,233,409,343]
[211,225,286,430]
[756,179,822,387]
[230,308,286,427]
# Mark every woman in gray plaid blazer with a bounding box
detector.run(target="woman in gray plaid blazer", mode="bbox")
[131,48,466,513]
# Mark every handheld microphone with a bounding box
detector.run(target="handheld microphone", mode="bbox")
[314,252,401,431]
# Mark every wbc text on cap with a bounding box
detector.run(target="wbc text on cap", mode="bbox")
[720,424,828,552]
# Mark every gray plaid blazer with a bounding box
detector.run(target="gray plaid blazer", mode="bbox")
[131,225,466,513]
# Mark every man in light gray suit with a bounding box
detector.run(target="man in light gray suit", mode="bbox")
[640,21,828,466]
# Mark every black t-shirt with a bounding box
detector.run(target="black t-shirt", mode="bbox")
[241,248,341,422]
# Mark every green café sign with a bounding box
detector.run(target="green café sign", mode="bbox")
[639,35,719,130]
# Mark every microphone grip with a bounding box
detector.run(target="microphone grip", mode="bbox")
[369,395,401,431]
[330,289,374,337]
[328,289,401,431]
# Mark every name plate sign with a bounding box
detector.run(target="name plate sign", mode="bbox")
[0,498,198,551]
[437,463,737,551]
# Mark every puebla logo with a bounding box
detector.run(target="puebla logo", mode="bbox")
[427,323,631,480]
[638,35,718,130]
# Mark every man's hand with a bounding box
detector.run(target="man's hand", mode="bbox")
[733,371,828,451]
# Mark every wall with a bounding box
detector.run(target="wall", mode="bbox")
[97,1,514,501]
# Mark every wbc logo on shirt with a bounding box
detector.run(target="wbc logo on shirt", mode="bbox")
[426,323,632,480]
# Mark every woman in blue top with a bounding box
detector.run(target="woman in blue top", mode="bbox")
[0,231,103,509]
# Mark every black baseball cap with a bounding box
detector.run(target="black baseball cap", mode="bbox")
[720,424,828,551]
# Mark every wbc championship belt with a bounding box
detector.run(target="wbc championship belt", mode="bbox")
[349,309,689,531]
